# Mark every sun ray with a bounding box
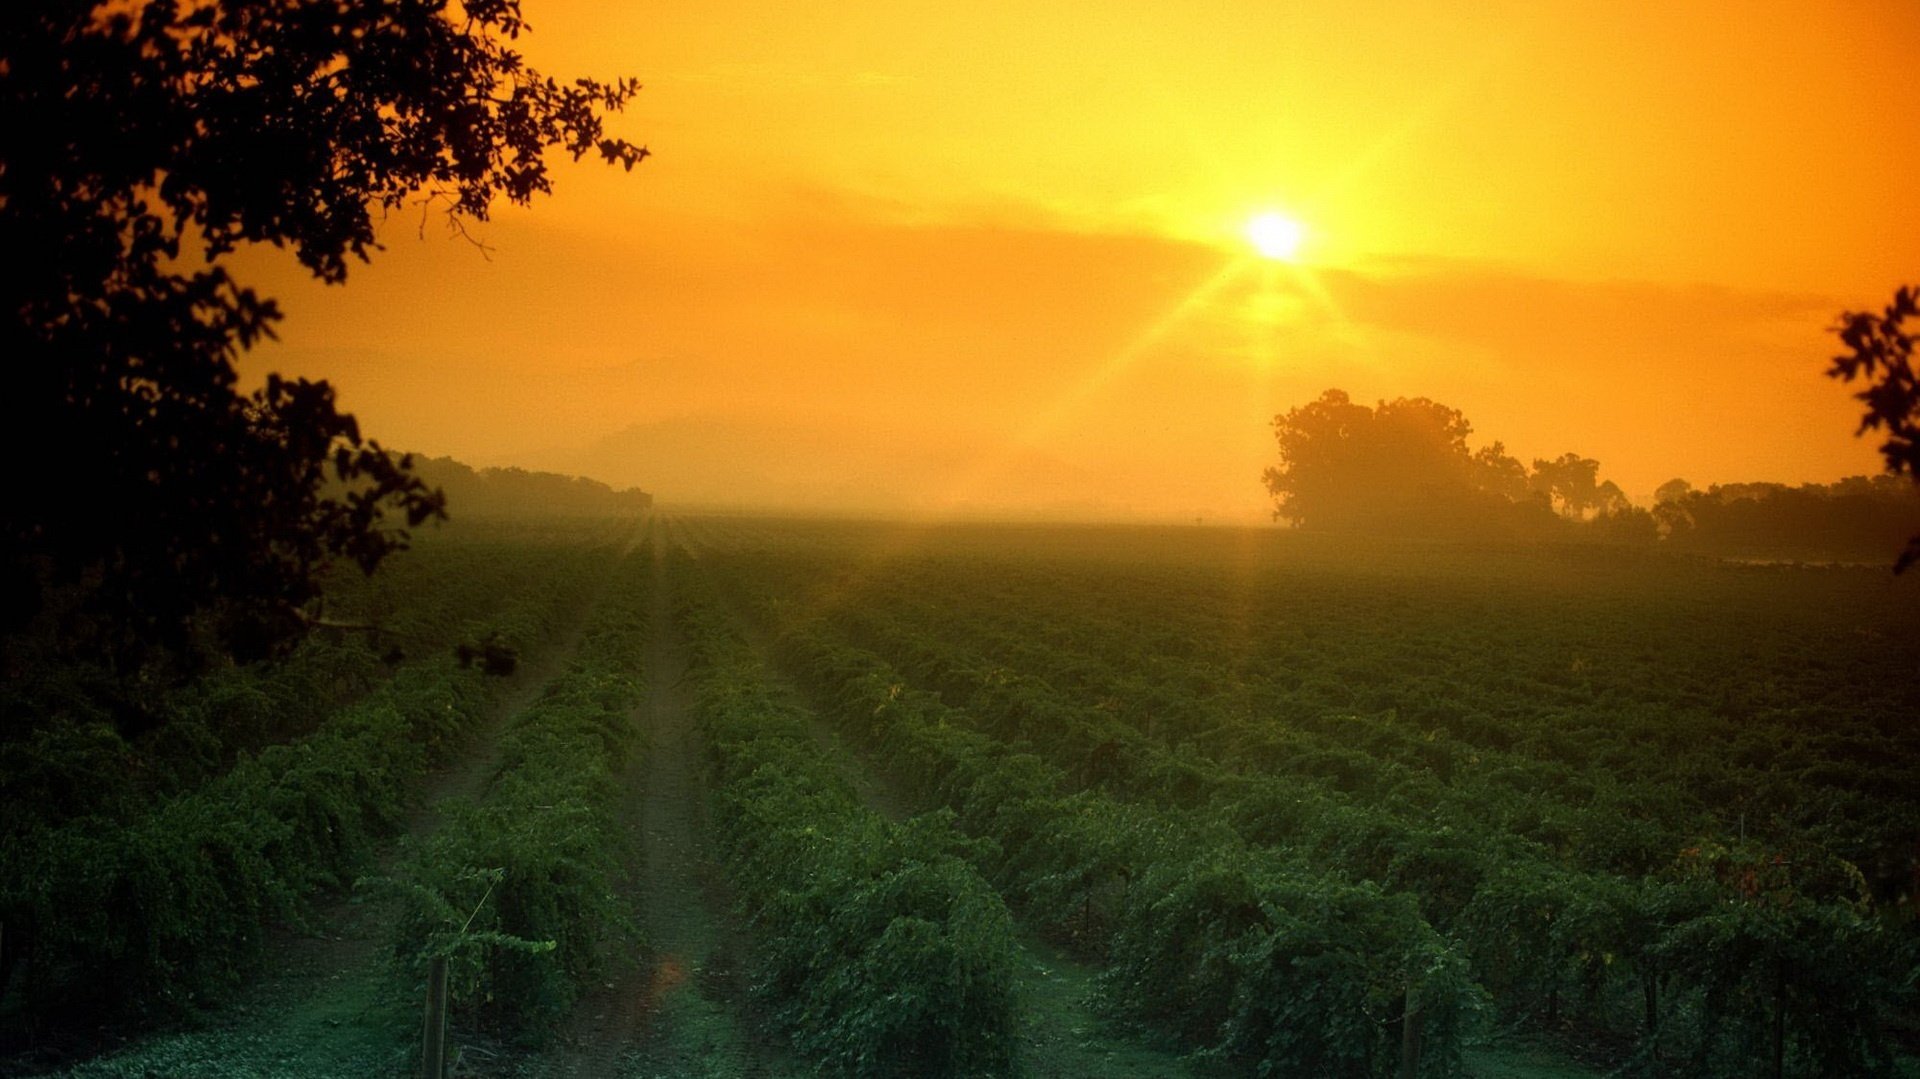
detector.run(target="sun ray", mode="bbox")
[754,252,1264,618]
[767,202,1358,617]
[923,255,1254,510]
[721,231,1364,631]
[1276,259,1348,327]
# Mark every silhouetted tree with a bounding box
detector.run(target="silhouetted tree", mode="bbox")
[1262,390,1658,543]
[1265,389,1554,534]
[1653,479,1695,538]
[1,0,647,669]
[1829,285,1920,570]
[1655,478,1694,506]
[1590,501,1657,544]
[1471,441,1533,503]
[1594,480,1631,516]
[1265,389,1375,527]
[410,457,653,517]
[1530,454,1604,520]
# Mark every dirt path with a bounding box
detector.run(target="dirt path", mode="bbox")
[541,521,798,1079]
[239,565,613,1053]
[677,533,912,824]
[415,591,604,825]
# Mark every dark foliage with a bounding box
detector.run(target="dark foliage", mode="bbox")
[1653,475,1920,563]
[1829,285,1920,570]
[0,660,491,1026]
[0,0,647,666]
[1263,389,1644,538]
[410,456,653,518]
[454,631,519,676]
[0,535,609,1033]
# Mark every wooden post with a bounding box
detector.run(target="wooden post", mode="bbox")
[1400,989,1421,1079]
[0,920,15,1000]
[1771,958,1786,1079]
[422,955,449,1079]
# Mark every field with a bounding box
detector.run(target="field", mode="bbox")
[3,514,1917,1077]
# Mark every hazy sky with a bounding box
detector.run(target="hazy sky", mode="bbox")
[238,0,1920,521]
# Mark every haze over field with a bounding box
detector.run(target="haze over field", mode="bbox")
[237,1,1920,521]
[10,4,1920,1070]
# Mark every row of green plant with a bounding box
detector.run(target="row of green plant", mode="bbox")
[0,532,620,1033]
[825,577,1920,985]
[0,623,398,842]
[382,546,652,1040]
[765,618,1481,1078]
[674,562,1021,1079]
[836,600,1702,882]
[765,548,1903,891]
[1,660,489,1025]
[320,523,624,667]
[716,535,1920,793]
[0,529,621,842]
[838,548,1920,886]
[771,612,1908,1077]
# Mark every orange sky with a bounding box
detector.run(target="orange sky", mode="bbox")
[238,0,1920,522]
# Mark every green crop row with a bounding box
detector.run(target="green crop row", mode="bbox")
[832,576,1917,896]
[775,616,1910,1078]
[674,566,1019,1079]
[1,529,620,843]
[0,533,618,1032]
[867,609,1906,1075]
[773,620,1482,1078]
[383,549,650,1040]
[1,660,490,1024]
[817,593,1916,1070]
[829,551,1920,898]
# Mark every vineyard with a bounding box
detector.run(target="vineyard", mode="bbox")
[3,514,1917,1077]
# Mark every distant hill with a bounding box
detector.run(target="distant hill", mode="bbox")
[410,455,651,518]
[529,414,1195,521]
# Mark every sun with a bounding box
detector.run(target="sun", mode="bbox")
[1247,212,1306,261]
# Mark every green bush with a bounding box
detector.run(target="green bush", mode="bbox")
[781,626,1486,1076]
[383,560,647,1041]
[1,662,485,1018]
[678,582,1019,1079]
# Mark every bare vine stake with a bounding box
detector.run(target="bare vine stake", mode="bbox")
[423,955,449,1079]
[425,871,498,1077]
[1772,958,1786,1079]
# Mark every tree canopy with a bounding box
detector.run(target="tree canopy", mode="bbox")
[0,0,647,667]
[1263,391,1512,531]
[1829,285,1920,570]
[1263,389,1641,536]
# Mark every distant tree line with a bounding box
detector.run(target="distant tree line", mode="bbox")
[1652,475,1920,562]
[408,457,652,518]
[1265,389,1920,561]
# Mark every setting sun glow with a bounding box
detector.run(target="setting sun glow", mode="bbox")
[1247,212,1307,261]
[233,0,1919,523]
